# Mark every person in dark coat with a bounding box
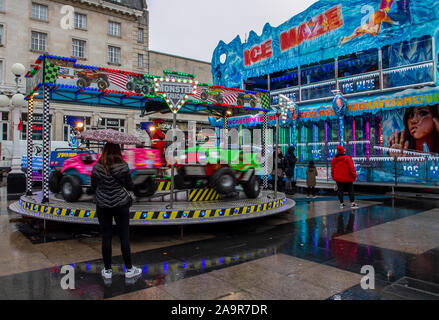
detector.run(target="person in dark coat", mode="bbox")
[272,147,285,192]
[331,145,358,209]
[91,143,142,280]
[284,146,297,194]
[306,160,318,198]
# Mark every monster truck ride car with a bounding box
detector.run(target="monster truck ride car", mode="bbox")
[174,147,262,198]
[75,70,110,90]
[200,88,225,104]
[50,148,162,202]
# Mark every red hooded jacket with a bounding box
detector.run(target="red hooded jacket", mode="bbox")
[331,154,357,183]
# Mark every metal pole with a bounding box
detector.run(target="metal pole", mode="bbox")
[262,112,268,189]
[26,96,34,196]
[170,112,176,209]
[274,114,279,198]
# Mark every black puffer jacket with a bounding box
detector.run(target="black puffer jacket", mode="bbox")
[91,161,135,208]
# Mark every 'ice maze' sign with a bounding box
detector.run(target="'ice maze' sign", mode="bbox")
[154,80,197,113]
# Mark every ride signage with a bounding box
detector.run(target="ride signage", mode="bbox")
[154,78,197,113]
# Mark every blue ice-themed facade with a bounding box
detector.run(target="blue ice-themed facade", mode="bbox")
[212,0,439,186]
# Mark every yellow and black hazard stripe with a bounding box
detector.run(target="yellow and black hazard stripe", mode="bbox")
[19,200,96,219]
[19,197,288,221]
[189,188,220,202]
[156,180,171,191]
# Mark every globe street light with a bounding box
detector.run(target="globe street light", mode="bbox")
[6,63,27,199]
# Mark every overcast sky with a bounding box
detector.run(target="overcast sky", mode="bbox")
[147,0,319,62]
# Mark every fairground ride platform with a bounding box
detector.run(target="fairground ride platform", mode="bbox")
[9,190,295,226]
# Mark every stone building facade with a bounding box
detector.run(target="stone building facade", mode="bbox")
[149,50,212,84]
[0,0,211,164]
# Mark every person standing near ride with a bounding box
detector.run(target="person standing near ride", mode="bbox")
[91,142,142,280]
[306,161,318,198]
[272,147,286,192]
[331,145,359,209]
[284,146,297,194]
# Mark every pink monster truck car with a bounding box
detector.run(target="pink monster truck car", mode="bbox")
[52,148,162,202]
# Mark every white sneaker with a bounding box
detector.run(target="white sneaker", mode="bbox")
[340,203,345,209]
[313,195,317,198]
[101,269,112,280]
[125,266,142,279]
[351,203,359,209]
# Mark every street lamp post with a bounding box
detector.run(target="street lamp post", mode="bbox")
[0,63,27,200]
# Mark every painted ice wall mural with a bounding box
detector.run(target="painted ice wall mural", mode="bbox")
[212,0,439,88]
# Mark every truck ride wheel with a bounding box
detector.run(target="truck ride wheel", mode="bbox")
[211,167,236,194]
[200,90,208,101]
[243,175,260,199]
[76,78,87,87]
[126,82,134,91]
[49,171,62,193]
[216,94,224,104]
[134,176,157,197]
[97,79,108,89]
[250,98,257,108]
[175,174,196,189]
[236,97,244,106]
[141,85,150,94]
[60,175,83,202]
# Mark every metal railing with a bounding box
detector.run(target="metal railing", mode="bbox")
[295,144,439,187]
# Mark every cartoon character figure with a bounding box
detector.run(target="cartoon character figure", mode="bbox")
[150,119,166,159]
[387,106,439,156]
[339,0,397,47]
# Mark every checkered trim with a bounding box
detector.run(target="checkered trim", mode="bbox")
[44,61,59,84]
[42,86,51,202]
[260,93,271,109]
[262,112,268,189]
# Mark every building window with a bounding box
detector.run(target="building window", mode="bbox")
[72,39,86,58]
[101,118,125,132]
[0,0,4,12]
[108,21,121,37]
[63,116,91,142]
[137,54,143,68]
[0,25,3,45]
[20,113,52,141]
[32,3,48,21]
[74,12,87,30]
[1,111,8,141]
[138,28,143,43]
[108,46,121,64]
[31,31,47,51]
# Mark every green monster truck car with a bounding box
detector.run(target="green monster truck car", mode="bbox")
[126,76,155,94]
[174,146,262,198]
[200,88,225,104]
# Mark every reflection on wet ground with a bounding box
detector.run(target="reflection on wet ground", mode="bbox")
[1,188,439,300]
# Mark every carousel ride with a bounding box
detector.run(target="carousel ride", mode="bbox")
[9,54,295,225]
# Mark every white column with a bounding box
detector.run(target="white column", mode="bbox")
[10,105,22,173]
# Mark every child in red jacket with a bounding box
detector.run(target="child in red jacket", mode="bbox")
[331,145,359,209]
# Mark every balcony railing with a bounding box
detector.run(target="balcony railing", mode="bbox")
[270,60,436,105]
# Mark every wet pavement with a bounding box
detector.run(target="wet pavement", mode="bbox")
[0,186,438,300]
